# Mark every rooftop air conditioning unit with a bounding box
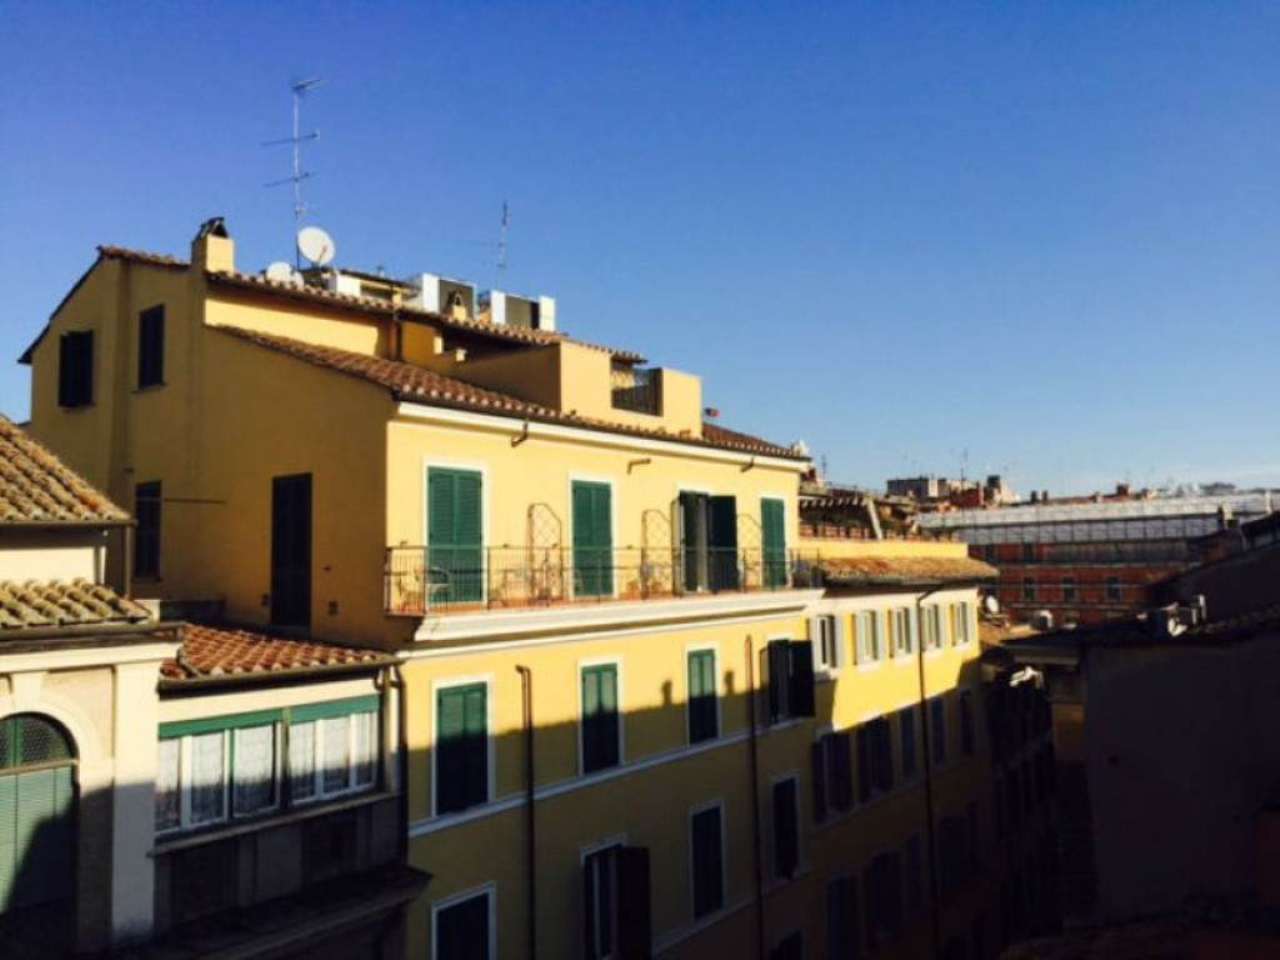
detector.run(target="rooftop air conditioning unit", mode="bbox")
[1031,610,1054,631]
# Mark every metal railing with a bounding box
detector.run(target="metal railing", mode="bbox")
[384,545,810,615]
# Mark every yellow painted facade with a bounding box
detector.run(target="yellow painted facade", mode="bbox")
[23,223,1019,960]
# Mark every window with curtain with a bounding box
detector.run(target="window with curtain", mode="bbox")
[189,731,226,826]
[232,725,277,816]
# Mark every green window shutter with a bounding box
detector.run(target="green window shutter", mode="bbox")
[762,499,787,588]
[0,776,15,911]
[428,468,483,604]
[437,684,487,814]
[573,481,613,597]
[582,665,619,773]
[688,650,717,743]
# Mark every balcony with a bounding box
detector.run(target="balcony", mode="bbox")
[610,366,662,415]
[384,545,810,616]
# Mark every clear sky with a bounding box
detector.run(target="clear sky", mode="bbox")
[3,2,1278,495]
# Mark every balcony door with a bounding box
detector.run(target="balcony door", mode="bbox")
[678,492,739,593]
[427,467,483,605]
[271,473,312,629]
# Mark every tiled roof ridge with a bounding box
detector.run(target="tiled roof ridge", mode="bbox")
[213,325,807,461]
[0,415,130,524]
[163,622,395,681]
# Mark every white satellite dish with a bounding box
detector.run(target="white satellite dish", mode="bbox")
[297,225,335,266]
[265,261,298,284]
[983,594,1001,616]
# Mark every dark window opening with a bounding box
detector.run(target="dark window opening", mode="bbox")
[57,330,94,408]
[134,481,161,578]
[138,305,165,388]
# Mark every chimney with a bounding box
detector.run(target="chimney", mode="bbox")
[191,217,234,275]
[537,296,557,332]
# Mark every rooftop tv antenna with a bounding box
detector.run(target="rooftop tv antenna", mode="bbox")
[497,200,510,273]
[264,78,323,262]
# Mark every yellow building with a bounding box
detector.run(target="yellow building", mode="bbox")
[21,219,1026,959]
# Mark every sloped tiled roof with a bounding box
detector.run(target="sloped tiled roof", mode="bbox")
[162,623,395,682]
[0,579,151,630]
[812,555,999,587]
[0,416,129,524]
[214,326,808,461]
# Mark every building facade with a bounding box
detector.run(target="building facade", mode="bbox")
[22,219,1043,959]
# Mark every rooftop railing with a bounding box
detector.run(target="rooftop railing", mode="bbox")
[385,545,812,616]
[610,367,661,415]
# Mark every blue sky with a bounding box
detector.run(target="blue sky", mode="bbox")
[2,2,1278,495]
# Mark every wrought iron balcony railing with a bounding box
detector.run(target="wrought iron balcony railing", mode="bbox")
[384,545,812,616]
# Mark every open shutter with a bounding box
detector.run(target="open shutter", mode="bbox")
[788,641,815,718]
[708,495,739,591]
[583,851,598,960]
[617,846,652,959]
[463,685,488,806]
[678,492,705,592]
[811,740,828,822]
[767,642,789,723]
[832,731,853,811]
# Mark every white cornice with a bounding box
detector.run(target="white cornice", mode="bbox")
[0,639,180,673]
[394,402,808,472]
[406,589,824,649]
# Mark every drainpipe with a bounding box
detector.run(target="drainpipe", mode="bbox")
[915,583,944,960]
[516,665,537,960]
[745,635,766,960]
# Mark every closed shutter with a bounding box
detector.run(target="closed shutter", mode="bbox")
[761,499,787,588]
[811,741,828,822]
[582,665,619,773]
[13,767,73,908]
[616,846,652,959]
[688,651,717,743]
[437,684,486,814]
[429,468,483,604]
[832,731,853,811]
[773,779,798,879]
[573,481,613,597]
[788,641,815,718]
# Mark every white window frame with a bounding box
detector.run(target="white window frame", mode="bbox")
[813,614,841,674]
[578,657,625,777]
[431,882,497,960]
[688,798,727,920]
[857,610,883,668]
[289,709,378,806]
[684,643,722,745]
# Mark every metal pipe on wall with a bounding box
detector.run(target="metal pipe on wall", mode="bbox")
[516,664,538,960]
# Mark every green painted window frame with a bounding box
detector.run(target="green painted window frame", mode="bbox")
[687,650,718,744]
[156,695,379,836]
[572,480,614,598]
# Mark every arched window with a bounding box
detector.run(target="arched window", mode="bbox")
[0,714,77,918]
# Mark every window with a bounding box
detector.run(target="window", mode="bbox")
[929,696,947,766]
[437,683,488,814]
[827,875,861,960]
[1062,577,1077,603]
[815,615,841,671]
[899,707,917,781]
[812,731,853,821]
[856,610,883,664]
[960,691,975,756]
[156,698,379,835]
[856,717,893,802]
[687,649,718,744]
[891,608,915,657]
[435,889,492,960]
[583,845,652,960]
[904,834,925,915]
[1022,578,1036,603]
[1106,577,1122,602]
[921,605,945,650]
[138,305,165,388]
[57,330,94,407]
[134,481,162,578]
[581,664,621,773]
[953,602,972,645]
[864,851,904,948]
[679,492,740,592]
[572,480,613,597]
[762,498,788,589]
[766,639,815,724]
[690,804,724,918]
[939,816,968,894]
[772,778,800,879]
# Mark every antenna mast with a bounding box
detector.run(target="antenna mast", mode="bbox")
[498,200,510,274]
[264,78,322,263]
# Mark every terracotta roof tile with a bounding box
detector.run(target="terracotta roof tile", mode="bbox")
[810,554,999,587]
[162,623,395,681]
[214,326,808,461]
[0,416,129,524]
[0,579,151,630]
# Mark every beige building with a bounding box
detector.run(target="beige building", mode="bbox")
[0,416,427,958]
